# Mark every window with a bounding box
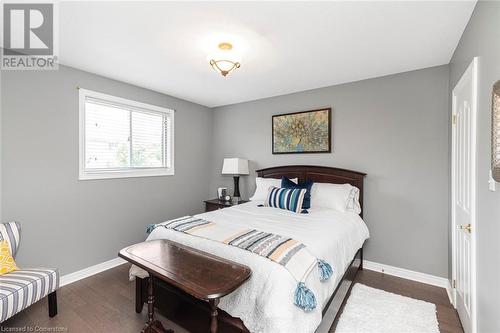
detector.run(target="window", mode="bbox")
[493,81,500,182]
[79,89,174,180]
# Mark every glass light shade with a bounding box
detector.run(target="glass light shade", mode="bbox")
[212,60,238,72]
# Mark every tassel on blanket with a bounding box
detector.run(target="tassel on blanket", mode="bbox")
[146,224,156,234]
[317,259,333,281]
[294,282,317,311]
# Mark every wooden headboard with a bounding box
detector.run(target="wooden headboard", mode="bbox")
[256,165,366,217]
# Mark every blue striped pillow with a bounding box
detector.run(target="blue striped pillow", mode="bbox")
[265,186,307,213]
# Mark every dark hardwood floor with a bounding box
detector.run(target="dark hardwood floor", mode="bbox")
[2,264,463,333]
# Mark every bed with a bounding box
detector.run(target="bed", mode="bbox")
[133,165,369,333]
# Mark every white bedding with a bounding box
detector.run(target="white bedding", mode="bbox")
[137,202,369,333]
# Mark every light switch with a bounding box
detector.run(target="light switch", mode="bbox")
[489,170,496,191]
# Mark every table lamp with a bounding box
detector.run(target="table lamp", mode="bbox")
[222,158,249,201]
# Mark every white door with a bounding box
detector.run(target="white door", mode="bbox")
[452,58,477,333]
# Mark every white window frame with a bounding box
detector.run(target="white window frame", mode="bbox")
[79,88,175,180]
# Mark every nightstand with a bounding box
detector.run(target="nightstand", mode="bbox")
[204,199,249,212]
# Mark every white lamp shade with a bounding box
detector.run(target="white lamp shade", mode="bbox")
[222,158,249,175]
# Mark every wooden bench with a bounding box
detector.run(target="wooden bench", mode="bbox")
[119,239,251,333]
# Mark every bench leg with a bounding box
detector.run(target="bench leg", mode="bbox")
[136,277,145,313]
[48,291,57,317]
[209,298,220,333]
[142,276,171,333]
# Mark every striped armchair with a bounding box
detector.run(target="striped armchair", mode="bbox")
[0,222,59,323]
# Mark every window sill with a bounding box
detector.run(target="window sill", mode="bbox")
[79,168,175,180]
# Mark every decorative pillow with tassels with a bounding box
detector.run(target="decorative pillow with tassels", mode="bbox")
[264,186,308,213]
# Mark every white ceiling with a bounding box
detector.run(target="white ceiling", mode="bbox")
[59,1,476,107]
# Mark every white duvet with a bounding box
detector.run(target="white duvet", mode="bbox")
[134,202,369,333]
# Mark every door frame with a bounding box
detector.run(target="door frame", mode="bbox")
[451,57,478,333]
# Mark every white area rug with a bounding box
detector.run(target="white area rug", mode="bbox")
[335,283,440,333]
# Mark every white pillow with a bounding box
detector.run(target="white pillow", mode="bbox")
[249,177,297,201]
[310,183,361,214]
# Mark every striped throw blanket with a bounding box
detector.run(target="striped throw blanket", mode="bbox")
[147,216,333,311]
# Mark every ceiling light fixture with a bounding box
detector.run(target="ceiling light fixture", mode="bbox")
[208,42,241,77]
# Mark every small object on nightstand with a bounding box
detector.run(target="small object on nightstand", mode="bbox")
[217,187,228,200]
[204,198,249,212]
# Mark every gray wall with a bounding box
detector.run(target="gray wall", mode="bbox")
[449,1,500,332]
[1,65,213,274]
[210,66,450,278]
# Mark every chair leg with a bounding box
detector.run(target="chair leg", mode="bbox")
[136,277,145,313]
[48,291,57,317]
[359,247,364,271]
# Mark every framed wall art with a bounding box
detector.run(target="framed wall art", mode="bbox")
[272,108,331,154]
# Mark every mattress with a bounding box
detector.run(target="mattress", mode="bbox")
[137,201,369,333]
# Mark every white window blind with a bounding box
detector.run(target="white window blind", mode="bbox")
[493,81,500,182]
[79,89,174,180]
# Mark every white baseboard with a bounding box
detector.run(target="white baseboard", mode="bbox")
[363,260,449,289]
[60,257,127,287]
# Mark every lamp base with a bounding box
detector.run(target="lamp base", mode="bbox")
[233,176,241,199]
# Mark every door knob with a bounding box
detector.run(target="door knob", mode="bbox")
[460,224,472,233]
